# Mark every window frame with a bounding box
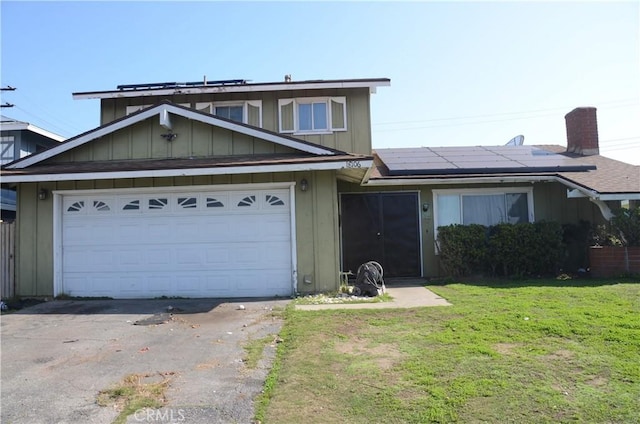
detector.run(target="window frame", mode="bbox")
[432,187,535,252]
[278,96,347,135]
[195,100,263,127]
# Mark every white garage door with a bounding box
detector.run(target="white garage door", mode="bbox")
[60,187,293,298]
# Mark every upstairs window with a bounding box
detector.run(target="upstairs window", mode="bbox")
[196,100,262,127]
[278,97,346,134]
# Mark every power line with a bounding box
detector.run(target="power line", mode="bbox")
[373,99,639,128]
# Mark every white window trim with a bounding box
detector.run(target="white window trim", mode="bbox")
[278,96,347,135]
[195,100,262,127]
[432,187,535,254]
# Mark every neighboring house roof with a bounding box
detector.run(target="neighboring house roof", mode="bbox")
[73,77,391,100]
[536,145,640,197]
[367,145,640,201]
[1,102,372,183]
[0,115,66,142]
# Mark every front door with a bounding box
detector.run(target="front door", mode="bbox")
[340,192,421,278]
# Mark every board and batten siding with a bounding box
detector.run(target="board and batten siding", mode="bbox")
[44,118,298,164]
[99,88,373,156]
[15,171,340,297]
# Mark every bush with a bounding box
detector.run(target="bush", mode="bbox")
[610,207,640,247]
[437,221,564,277]
[436,224,487,277]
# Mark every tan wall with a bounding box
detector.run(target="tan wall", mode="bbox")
[15,171,341,297]
[99,88,373,155]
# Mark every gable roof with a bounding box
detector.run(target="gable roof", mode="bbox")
[1,102,373,183]
[367,145,640,201]
[4,102,343,170]
[0,115,66,142]
[73,78,391,100]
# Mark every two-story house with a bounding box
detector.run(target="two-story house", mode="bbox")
[2,77,639,299]
[1,78,389,298]
[0,115,64,221]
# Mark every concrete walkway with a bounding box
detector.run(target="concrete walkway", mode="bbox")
[295,285,451,311]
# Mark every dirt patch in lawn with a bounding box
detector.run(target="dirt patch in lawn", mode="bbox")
[493,343,519,355]
[334,337,404,370]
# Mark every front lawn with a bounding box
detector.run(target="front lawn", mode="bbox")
[256,280,640,423]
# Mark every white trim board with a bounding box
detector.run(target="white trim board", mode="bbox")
[5,103,339,169]
[1,159,374,183]
[73,79,391,100]
[0,121,66,142]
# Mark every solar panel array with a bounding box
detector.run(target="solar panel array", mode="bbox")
[376,146,596,176]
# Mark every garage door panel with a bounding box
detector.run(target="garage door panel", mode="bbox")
[61,188,293,298]
[204,247,231,264]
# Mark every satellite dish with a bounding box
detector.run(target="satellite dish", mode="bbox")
[505,135,525,146]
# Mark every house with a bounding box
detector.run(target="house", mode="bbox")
[354,107,640,276]
[0,78,388,298]
[0,116,65,221]
[1,78,639,299]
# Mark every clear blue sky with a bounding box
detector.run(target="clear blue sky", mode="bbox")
[2,1,639,164]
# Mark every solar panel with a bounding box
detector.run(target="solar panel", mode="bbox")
[376,146,596,176]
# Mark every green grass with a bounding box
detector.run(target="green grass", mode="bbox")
[97,373,173,424]
[244,335,277,369]
[255,279,640,423]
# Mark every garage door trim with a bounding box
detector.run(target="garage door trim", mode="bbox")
[52,182,297,298]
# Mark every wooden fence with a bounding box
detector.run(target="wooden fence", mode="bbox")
[1,221,15,299]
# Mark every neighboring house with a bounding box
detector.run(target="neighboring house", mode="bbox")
[0,116,65,221]
[1,78,639,299]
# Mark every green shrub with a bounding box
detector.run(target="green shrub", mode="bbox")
[610,207,640,246]
[437,221,564,277]
[436,224,487,277]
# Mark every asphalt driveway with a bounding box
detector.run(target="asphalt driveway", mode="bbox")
[1,297,290,424]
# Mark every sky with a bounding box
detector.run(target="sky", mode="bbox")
[1,1,639,164]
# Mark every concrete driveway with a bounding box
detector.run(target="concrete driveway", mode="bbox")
[1,297,290,424]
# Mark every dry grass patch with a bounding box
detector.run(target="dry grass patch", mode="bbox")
[97,372,174,424]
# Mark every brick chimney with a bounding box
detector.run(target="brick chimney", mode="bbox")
[565,107,599,156]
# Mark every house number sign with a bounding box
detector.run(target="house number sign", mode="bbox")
[345,160,362,168]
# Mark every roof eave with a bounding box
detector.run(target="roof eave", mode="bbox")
[72,78,391,100]
[1,159,374,184]
[0,122,66,142]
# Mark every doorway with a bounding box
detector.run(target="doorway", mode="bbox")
[340,192,421,279]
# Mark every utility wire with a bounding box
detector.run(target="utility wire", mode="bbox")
[373,99,639,129]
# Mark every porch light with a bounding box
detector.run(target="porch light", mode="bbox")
[38,188,48,200]
[300,178,309,192]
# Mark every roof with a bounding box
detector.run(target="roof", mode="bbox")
[536,145,640,195]
[73,77,391,100]
[0,115,66,142]
[3,102,344,170]
[1,102,373,183]
[0,153,371,183]
[376,146,595,176]
[368,145,640,200]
